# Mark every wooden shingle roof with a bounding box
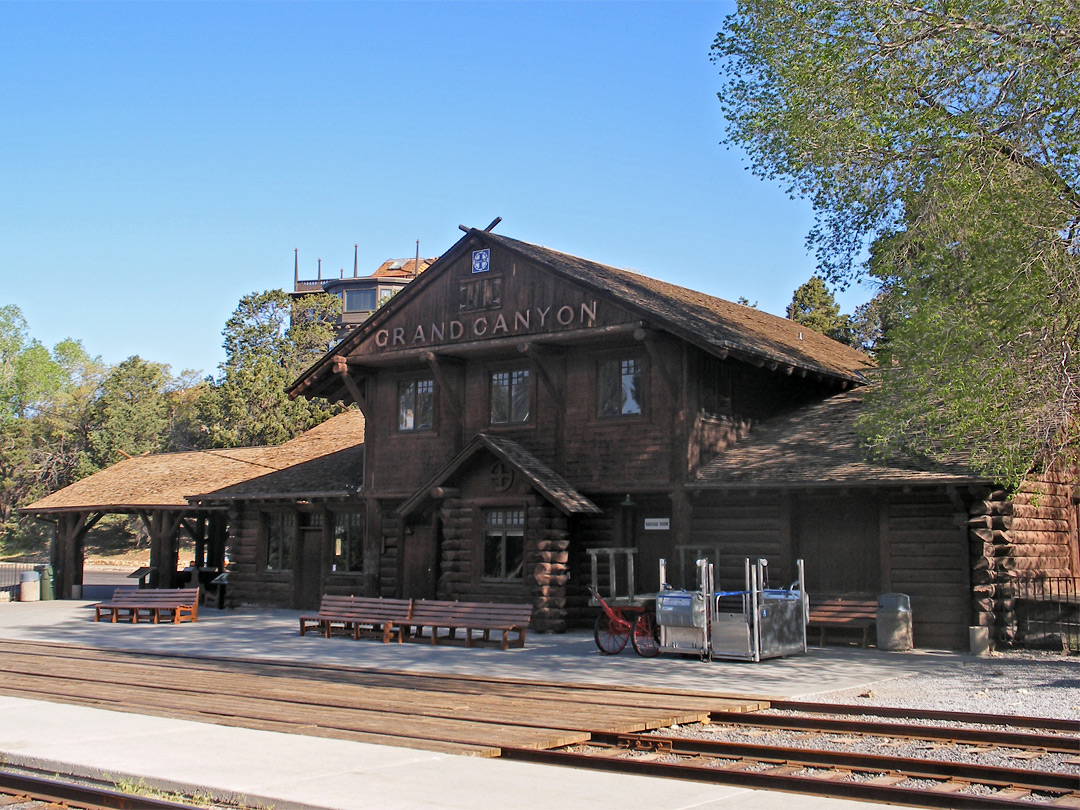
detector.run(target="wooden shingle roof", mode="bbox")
[22,409,366,513]
[398,433,601,517]
[692,391,984,489]
[482,232,874,382]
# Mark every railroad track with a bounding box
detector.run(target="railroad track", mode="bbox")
[502,705,1080,809]
[0,768,210,810]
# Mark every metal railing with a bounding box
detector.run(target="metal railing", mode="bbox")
[1012,576,1080,652]
[0,562,39,599]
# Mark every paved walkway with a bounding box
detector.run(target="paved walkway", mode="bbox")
[0,600,976,809]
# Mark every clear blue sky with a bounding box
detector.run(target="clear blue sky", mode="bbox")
[2,1,870,378]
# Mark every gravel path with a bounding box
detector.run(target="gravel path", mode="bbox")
[801,649,1080,721]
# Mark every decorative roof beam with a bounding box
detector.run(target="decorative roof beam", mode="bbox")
[421,351,464,419]
[518,341,565,415]
[633,328,679,399]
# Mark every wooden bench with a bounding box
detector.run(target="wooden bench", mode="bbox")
[94,587,200,624]
[403,600,533,650]
[807,596,877,648]
[298,596,412,642]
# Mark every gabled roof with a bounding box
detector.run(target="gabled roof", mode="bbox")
[482,233,873,382]
[22,409,366,514]
[398,433,601,517]
[289,229,873,401]
[692,390,984,489]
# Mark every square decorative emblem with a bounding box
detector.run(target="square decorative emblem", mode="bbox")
[472,248,490,274]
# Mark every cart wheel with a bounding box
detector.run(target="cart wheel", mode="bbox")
[631,612,661,657]
[594,613,629,654]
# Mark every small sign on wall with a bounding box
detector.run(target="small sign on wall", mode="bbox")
[643,518,670,531]
[472,248,490,274]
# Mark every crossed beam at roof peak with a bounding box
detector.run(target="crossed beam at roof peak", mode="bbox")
[458,217,502,234]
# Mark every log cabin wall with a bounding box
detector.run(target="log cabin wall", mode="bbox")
[225,506,292,608]
[884,490,970,650]
[683,488,972,649]
[225,502,369,608]
[969,463,1080,647]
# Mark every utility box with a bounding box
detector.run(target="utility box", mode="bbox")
[877,592,913,651]
[19,571,40,602]
[34,565,54,600]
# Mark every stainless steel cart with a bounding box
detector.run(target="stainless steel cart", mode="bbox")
[655,558,809,662]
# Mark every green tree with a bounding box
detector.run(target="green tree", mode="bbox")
[0,306,104,546]
[85,356,171,468]
[712,2,1079,485]
[198,290,341,447]
[786,277,852,344]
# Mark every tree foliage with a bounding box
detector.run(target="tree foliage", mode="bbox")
[786,277,852,344]
[713,1,1080,485]
[197,290,341,447]
[0,305,104,543]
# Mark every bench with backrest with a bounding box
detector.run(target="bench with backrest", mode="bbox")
[94,587,200,624]
[298,595,412,642]
[403,600,533,650]
[807,596,877,648]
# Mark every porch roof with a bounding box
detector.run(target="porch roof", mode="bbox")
[397,433,602,517]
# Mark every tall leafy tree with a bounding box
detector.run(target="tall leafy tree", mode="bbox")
[712,2,1079,485]
[85,356,171,468]
[786,277,852,344]
[198,290,341,447]
[0,305,104,543]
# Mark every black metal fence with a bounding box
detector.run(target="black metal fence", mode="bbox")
[1013,576,1080,652]
[0,562,39,600]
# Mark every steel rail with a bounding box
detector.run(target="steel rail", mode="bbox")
[0,768,205,810]
[766,700,1079,734]
[593,732,1080,792]
[710,711,1080,753]
[499,746,1073,810]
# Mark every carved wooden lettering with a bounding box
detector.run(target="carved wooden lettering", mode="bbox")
[369,302,600,353]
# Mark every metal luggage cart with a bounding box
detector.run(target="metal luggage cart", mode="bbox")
[655,557,809,662]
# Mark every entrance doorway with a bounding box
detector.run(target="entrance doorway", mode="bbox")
[402,515,440,600]
[294,514,325,611]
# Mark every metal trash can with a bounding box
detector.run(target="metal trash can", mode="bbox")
[34,564,54,601]
[18,571,40,603]
[876,593,912,651]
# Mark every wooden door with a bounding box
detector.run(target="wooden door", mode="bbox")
[402,518,439,600]
[294,527,324,610]
[794,494,880,595]
[632,499,672,594]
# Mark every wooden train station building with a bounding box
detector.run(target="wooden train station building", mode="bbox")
[25,227,1079,650]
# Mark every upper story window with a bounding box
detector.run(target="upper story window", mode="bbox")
[483,508,525,580]
[490,368,530,425]
[344,289,377,312]
[264,512,295,571]
[598,357,643,417]
[398,378,434,431]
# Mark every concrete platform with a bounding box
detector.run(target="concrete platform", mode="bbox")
[0,599,963,809]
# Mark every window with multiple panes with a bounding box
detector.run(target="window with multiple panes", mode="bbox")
[332,511,364,573]
[490,368,530,425]
[344,289,377,312]
[483,508,525,580]
[398,378,434,431]
[264,512,295,571]
[597,357,643,416]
